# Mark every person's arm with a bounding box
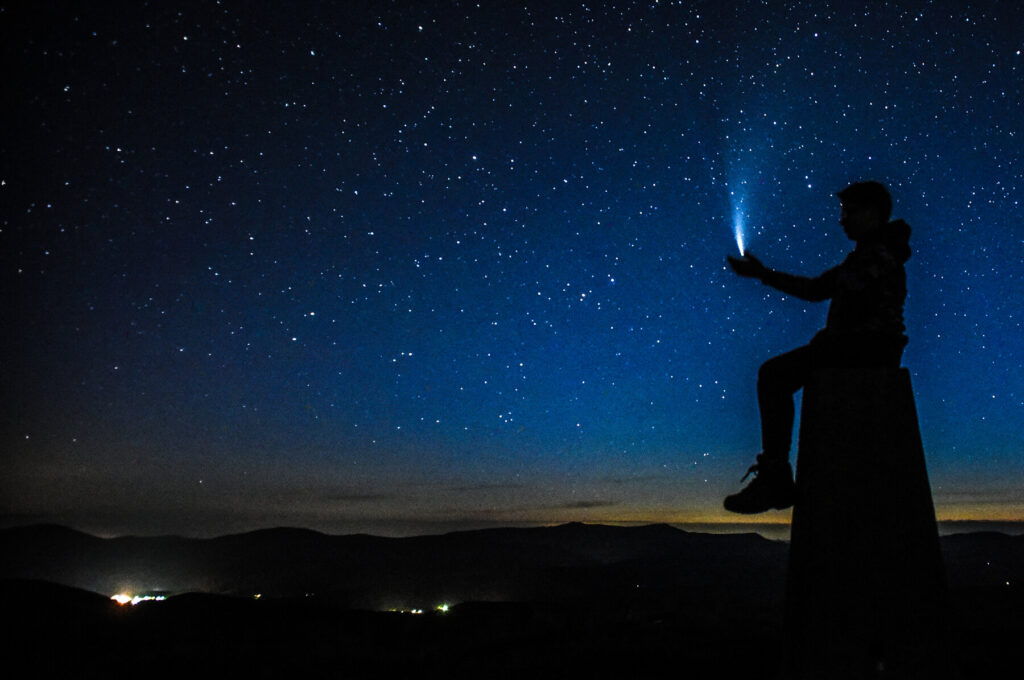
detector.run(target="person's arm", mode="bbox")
[727,253,836,301]
[760,266,836,301]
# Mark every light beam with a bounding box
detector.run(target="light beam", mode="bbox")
[729,186,748,256]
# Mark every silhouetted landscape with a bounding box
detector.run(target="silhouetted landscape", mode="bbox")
[1,522,1021,678]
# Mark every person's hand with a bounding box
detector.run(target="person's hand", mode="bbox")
[726,253,767,279]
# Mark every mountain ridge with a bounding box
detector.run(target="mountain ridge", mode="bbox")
[2,521,1020,611]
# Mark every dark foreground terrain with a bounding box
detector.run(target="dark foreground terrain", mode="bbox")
[2,524,1022,678]
[3,579,1021,679]
[2,578,784,678]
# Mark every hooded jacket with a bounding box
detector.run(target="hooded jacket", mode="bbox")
[758,219,911,347]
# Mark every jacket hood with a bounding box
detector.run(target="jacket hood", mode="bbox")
[882,219,912,263]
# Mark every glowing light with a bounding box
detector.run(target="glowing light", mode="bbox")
[730,189,748,256]
[110,592,167,606]
[436,603,450,613]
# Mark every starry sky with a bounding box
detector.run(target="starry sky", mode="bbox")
[2,0,1022,538]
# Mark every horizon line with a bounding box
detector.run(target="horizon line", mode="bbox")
[3,518,1023,541]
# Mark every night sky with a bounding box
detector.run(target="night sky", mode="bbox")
[3,0,1022,538]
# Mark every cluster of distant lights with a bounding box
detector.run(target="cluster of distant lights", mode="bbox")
[113,592,457,611]
[111,593,166,606]
[390,604,451,615]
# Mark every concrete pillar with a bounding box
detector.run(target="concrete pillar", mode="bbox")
[784,368,951,679]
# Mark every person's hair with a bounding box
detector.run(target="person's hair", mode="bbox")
[836,181,892,222]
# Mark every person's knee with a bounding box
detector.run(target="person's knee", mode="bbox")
[758,355,803,394]
[758,359,781,388]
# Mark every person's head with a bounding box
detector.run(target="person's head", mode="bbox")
[836,181,891,241]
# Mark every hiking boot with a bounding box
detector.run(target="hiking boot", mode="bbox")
[723,454,796,514]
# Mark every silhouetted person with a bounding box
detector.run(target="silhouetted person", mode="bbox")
[724,181,911,513]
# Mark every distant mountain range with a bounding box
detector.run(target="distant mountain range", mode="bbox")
[1,523,1021,612]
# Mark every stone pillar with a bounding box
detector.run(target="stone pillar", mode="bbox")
[784,368,951,679]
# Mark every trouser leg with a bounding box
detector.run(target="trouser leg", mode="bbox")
[755,337,903,462]
[757,344,816,461]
